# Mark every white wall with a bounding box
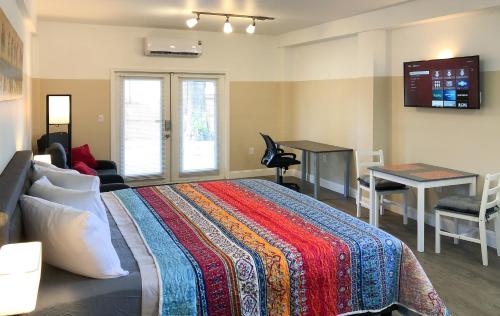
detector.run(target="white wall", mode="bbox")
[0,0,34,172]
[283,35,358,81]
[32,21,282,81]
[390,8,500,74]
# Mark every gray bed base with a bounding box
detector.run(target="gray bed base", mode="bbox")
[0,150,143,316]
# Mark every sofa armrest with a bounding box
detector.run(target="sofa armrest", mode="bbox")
[100,183,130,193]
[96,160,117,171]
[99,174,125,184]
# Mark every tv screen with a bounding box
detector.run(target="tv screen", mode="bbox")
[404,55,480,109]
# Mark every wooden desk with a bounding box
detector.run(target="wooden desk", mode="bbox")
[276,140,353,199]
[368,163,478,252]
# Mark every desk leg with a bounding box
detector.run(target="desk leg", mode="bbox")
[344,151,351,199]
[301,150,307,188]
[369,170,376,226]
[314,153,320,199]
[417,185,425,252]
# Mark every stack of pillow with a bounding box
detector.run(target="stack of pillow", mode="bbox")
[20,160,128,279]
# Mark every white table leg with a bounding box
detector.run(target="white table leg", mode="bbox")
[369,170,376,226]
[314,153,320,199]
[417,185,425,252]
[469,178,477,196]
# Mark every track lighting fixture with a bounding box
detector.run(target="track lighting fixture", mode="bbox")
[246,19,256,34]
[185,11,274,34]
[186,13,200,28]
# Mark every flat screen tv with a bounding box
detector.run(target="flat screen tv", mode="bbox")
[404,55,480,109]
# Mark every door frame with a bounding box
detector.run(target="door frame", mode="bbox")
[110,68,230,182]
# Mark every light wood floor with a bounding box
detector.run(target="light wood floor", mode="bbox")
[262,176,500,316]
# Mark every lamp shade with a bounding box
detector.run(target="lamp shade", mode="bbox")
[0,242,42,315]
[48,95,71,125]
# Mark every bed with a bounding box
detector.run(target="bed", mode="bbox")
[0,151,450,316]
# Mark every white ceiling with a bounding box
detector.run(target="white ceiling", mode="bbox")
[37,0,411,35]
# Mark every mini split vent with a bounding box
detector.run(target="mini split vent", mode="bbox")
[144,38,203,57]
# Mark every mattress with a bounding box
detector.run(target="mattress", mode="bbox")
[103,179,450,316]
[31,209,142,316]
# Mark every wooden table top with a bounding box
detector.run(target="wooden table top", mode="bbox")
[368,163,478,182]
[276,140,353,153]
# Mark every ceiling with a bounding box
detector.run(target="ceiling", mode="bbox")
[37,0,412,35]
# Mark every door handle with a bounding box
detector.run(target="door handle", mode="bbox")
[164,120,171,131]
[165,134,170,139]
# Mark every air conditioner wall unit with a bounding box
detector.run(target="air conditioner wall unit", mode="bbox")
[144,38,203,57]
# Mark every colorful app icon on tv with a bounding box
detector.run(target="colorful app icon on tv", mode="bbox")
[456,79,469,89]
[432,89,444,107]
[432,89,444,100]
[443,89,456,107]
[444,89,456,101]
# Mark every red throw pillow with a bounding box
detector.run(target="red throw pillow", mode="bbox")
[73,161,97,176]
[72,144,98,168]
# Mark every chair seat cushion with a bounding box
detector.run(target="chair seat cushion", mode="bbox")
[435,195,499,218]
[358,175,407,191]
[266,157,300,168]
[96,168,118,176]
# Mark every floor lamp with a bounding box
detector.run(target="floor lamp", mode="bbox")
[46,95,72,166]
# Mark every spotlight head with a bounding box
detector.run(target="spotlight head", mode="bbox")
[246,19,256,34]
[223,16,233,33]
[186,14,200,28]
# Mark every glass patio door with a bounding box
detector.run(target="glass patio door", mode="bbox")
[171,74,225,182]
[115,72,225,182]
[118,74,171,180]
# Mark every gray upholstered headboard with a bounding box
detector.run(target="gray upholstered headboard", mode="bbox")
[0,150,32,246]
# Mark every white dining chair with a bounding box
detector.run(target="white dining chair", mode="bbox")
[355,150,409,224]
[435,172,500,266]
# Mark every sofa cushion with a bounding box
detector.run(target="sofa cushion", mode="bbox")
[72,144,98,168]
[435,195,499,218]
[358,175,407,191]
[73,161,98,176]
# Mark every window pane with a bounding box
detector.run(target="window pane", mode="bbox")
[180,79,218,173]
[122,78,163,178]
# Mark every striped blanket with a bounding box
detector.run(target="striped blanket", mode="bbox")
[107,179,449,316]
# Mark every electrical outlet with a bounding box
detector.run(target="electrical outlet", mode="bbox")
[248,147,255,155]
[97,114,104,123]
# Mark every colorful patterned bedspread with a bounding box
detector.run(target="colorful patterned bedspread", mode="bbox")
[107,179,449,316]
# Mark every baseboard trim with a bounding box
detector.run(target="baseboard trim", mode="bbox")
[288,169,357,198]
[228,168,275,179]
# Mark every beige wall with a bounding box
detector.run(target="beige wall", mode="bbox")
[32,79,111,159]
[230,81,286,171]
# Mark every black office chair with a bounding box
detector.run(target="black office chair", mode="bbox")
[260,133,300,191]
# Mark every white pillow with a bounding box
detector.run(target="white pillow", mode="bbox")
[33,160,58,169]
[20,195,128,279]
[28,176,109,226]
[32,164,99,192]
